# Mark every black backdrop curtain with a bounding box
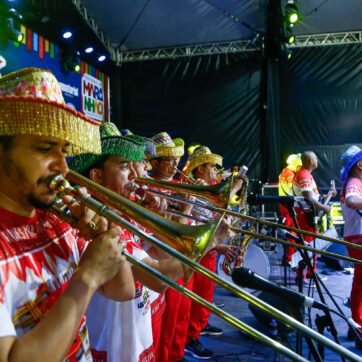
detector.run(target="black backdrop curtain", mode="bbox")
[279,44,362,187]
[119,54,262,179]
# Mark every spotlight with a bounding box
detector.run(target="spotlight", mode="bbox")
[61,49,80,73]
[98,55,106,62]
[280,43,292,60]
[85,46,94,53]
[285,27,295,44]
[62,31,72,39]
[285,1,299,24]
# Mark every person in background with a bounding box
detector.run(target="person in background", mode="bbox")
[339,145,362,350]
[184,146,238,359]
[278,153,302,265]
[291,151,334,283]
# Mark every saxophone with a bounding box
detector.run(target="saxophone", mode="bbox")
[220,173,252,276]
[220,224,256,276]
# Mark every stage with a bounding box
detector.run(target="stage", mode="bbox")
[185,244,361,361]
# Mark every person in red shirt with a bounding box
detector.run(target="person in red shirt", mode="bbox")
[291,151,334,282]
[183,146,239,360]
[339,145,362,349]
[0,68,134,362]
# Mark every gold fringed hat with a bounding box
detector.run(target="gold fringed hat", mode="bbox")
[150,131,184,159]
[0,67,101,155]
[185,146,223,175]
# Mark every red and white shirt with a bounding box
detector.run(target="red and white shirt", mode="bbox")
[0,207,91,362]
[341,177,362,239]
[86,216,155,362]
[292,167,320,199]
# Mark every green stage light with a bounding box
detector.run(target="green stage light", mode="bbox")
[285,2,299,25]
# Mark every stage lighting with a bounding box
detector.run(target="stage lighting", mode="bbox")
[62,31,72,39]
[98,55,106,62]
[61,49,80,73]
[85,46,94,53]
[285,1,299,24]
[285,27,295,45]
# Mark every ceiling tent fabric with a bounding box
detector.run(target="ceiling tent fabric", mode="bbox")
[81,0,267,50]
[294,0,362,35]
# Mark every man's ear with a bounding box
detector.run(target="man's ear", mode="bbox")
[357,160,362,170]
[89,168,103,183]
[149,159,158,169]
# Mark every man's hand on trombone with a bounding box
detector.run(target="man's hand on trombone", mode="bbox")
[61,190,135,301]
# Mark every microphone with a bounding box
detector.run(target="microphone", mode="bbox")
[231,267,329,311]
[247,194,305,207]
[277,228,301,242]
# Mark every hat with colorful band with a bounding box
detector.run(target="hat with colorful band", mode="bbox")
[69,122,146,174]
[150,131,184,159]
[121,128,156,158]
[0,67,101,155]
[184,146,223,175]
[339,145,362,182]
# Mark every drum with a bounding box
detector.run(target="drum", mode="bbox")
[217,243,270,294]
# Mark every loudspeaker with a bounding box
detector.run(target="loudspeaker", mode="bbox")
[319,243,353,270]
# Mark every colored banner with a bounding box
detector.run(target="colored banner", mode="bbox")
[82,73,104,121]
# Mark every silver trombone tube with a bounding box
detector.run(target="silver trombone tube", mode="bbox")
[51,175,362,362]
[144,186,362,251]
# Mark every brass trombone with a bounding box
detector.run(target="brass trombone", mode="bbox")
[49,170,361,362]
[136,176,362,252]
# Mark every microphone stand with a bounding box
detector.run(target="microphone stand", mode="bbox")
[285,203,345,362]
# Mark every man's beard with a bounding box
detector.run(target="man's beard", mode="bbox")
[27,174,59,209]
[27,193,57,209]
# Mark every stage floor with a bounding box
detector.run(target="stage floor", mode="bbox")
[184,244,362,361]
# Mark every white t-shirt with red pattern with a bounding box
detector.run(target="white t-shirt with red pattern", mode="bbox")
[0,207,92,362]
[341,177,362,239]
[292,167,320,199]
[86,223,155,362]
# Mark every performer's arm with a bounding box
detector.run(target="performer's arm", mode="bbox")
[302,190,330,213]
[345,195,362,210]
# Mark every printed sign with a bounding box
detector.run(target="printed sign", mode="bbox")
[82,73,104,121]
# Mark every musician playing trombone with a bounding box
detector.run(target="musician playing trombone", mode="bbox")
[0,68,135,362]
[69,126,233,362]
[184,146,240,360]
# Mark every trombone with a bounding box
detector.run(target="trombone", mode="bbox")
[162,207,362,266]
[50,170,361,362]
[136,176,362,252]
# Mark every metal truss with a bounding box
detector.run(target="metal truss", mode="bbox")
[70,0,117,62]
[70,1,362,64]
[292,31,362,48]
[114,40,259,64]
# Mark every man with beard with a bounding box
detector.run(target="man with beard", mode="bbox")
[70,125,230,362]
[0,68,134,362]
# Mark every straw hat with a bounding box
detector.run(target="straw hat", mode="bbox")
[339,145,362,182]
[150,132,184,158]
[185,146,223,175]
[0,67,101,155]
[121,129,156,158]
[69,122,146,174]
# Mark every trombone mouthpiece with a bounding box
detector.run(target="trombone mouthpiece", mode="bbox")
[49,175,71,193]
